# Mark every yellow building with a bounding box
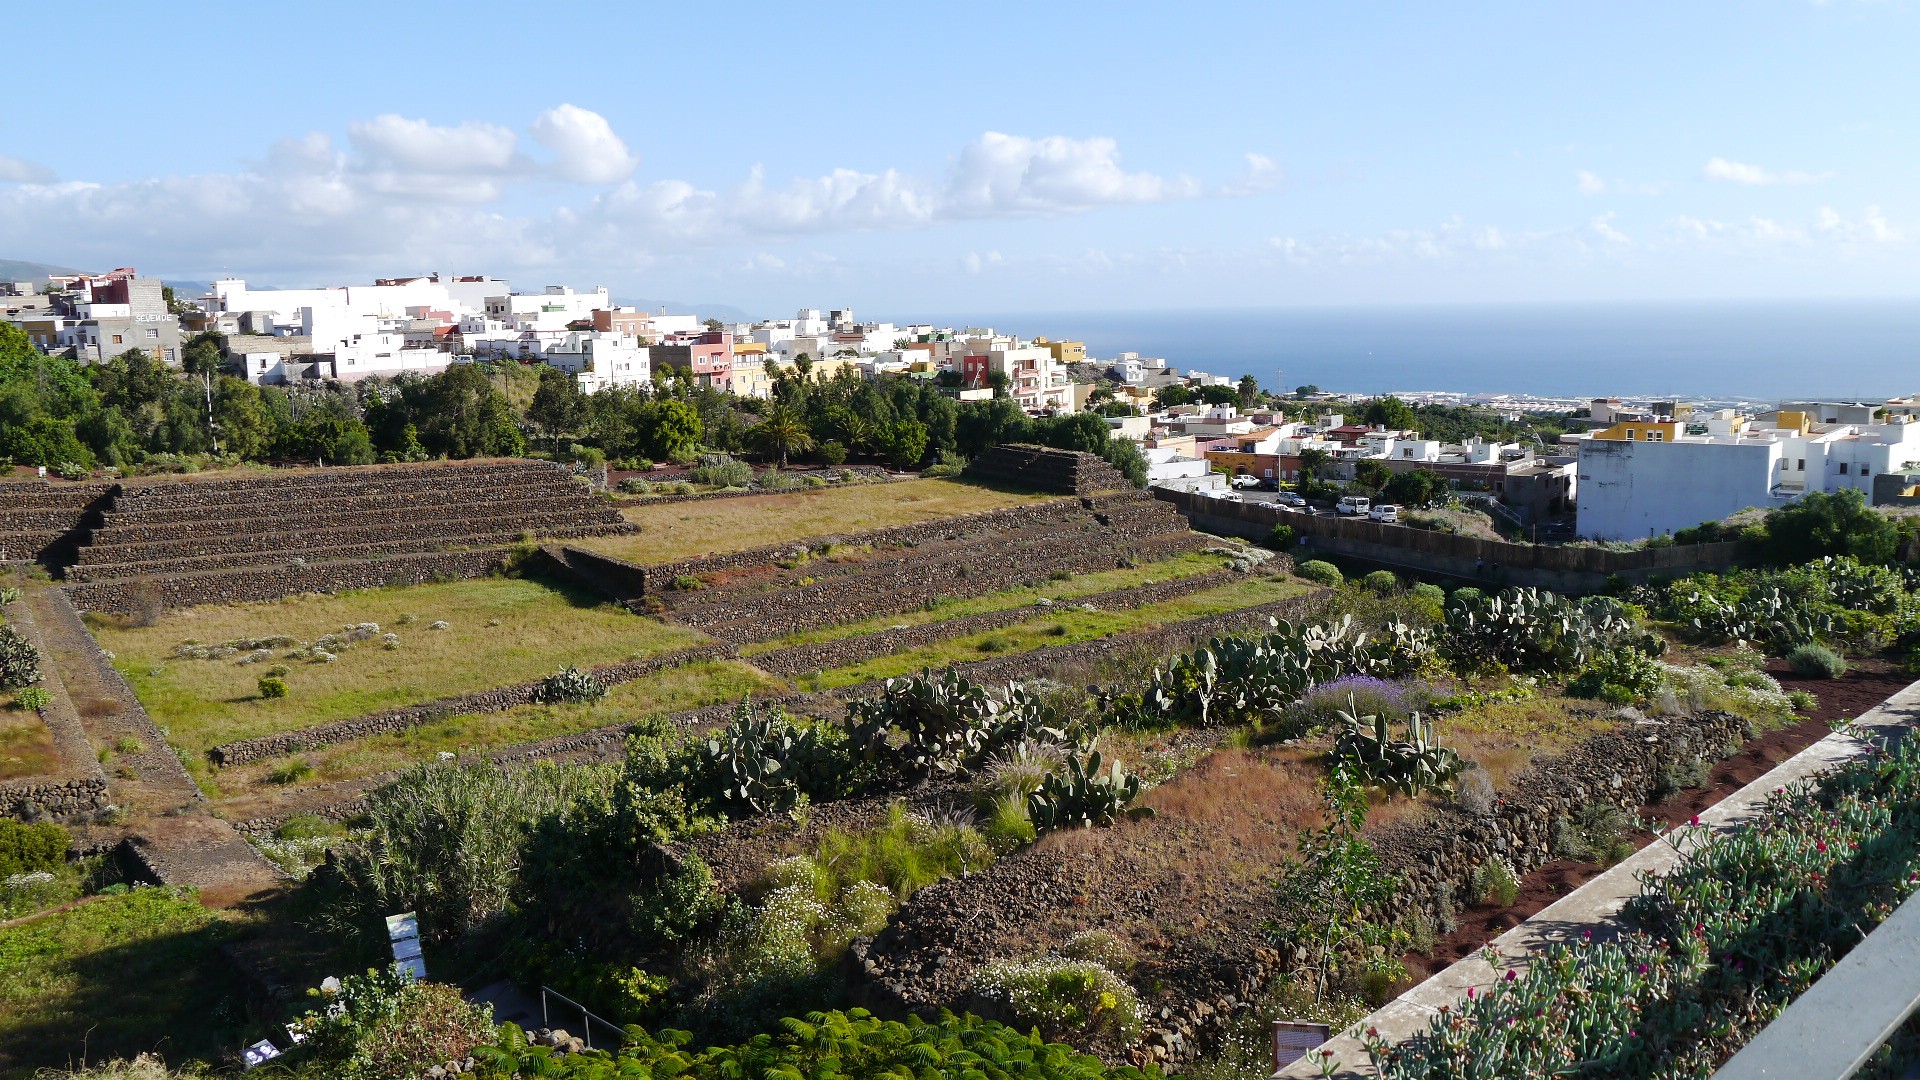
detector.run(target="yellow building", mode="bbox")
[1034,337,1088,365]
[1591,420,1683,443]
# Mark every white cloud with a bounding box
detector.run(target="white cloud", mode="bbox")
[1591,212,1631,244]
[531,104,638,184]
[943,132,1200,217]
[1703,157,1830,186]
[1816,204,1901,243]
[1577,170,1608,196]
[0,154,55,183]
[347,114,520,174]
[1219,153,1284,196]
[1577,170,1666,196]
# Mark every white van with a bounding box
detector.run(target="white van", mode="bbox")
[1368,503,1400,523]
[1337,495,1371,515]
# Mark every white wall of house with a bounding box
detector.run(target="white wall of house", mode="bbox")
[545,332,650,393]
[1577,437,1786,540]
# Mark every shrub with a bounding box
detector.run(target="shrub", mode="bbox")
[1552,801,1636,865]
[630,855,724,944]
[0,818,68,877]
[1364,570,1400,594]
[813,440,848,466]
[1454,767,1496,816]
[1410,582,1447,605]
[1786,642,1847,679]
[13,686,50,713]
[982,794,1038,853]
[1296,560,1343,587]
[1788,688,1818,713]
[1449,585,1484,608]
[618,476,654,495]
[1265,523,1296,550]
[1471,857,1520,907]
[671,574,706,591]
[257,676,289,700]
[811,803,993,901]
[266,758,314,785]
[1059,929,1135,971]
[0,625,42,689]
[971,958,1144,1042]
[688,453,754,488]
[288,967,495,1080]
[1291,676,1429,732]
[537,665,607,704]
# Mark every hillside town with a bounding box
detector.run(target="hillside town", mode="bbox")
[6,267,1918,546]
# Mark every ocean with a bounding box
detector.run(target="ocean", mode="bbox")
[924,300,1920,402]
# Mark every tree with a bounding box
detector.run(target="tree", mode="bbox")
[637,398,703,461]
[1153,384,1196,408]
[211,376,273,460]
[1763,488,1900,566]
[955,396,1031,456]
[1197,385,1240,406]
[749,403,814,466]
[1238,374,1260,407]
[1297,446,1332,485]
[181,331,225,376]
[1294,384,1321,397]
[527,367,588,453]
[793,353,814,380]
[1362,395,1417,431]
[877,417,929,469]
[1354,459,1391,492]
[1383,468,1445,508]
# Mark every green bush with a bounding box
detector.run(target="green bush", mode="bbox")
[0,626,42,689]
[1364,570,1399,594]
[1552,802,1636,866]
[1449,585,1484,608]
[1297,560,1343,587]
[288,967,495,1080]
[257,676,289,700]
[13,686,50,712]
[1471,857,1520,907]
[1410,582,1447,604]
[688,453,753,488]
[0,818,68,877]
[1566,647,1664,702]
[1786,642,1847,679]
[810,803,993,901]
[618,476,653,495]
[630,856,723,944]
[1264,523,1296,550]
[536,665,607,704]
[982,794,1038,853]
[813,440,848,466]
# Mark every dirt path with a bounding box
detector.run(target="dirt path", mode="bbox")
[23,585,283,905]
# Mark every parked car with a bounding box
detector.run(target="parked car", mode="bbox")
[1276,491,1308,507]
[1230,474,1261,489]
[1368,503,1400,523]
[1337,495,1371,515]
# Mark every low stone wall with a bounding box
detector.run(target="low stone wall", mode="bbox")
[77,508,626,566]
[753,569,1240,677]
[0,482,114,564]
[611,467,898,507]
[109,458,560,507]
[208,642,738,766]
[65,547,510,614]
[1157,488,1755,592]
[101,476,599,531]
[0,775,109,820]
[964,444,1136,495]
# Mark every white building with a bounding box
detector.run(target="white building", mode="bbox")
[1574,413,1920,540]
[544,332,650,393]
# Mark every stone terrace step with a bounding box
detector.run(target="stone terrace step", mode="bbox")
[85,487,622,547]
[74,506,627,566]
[0,482,116,511]
[109,459,565,507]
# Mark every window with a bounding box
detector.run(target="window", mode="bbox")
[1646,430,1664,442]
[1839,463,1849,474]
[145,328,159,339]
[1798,459,1805,471]
[111,334,123,344]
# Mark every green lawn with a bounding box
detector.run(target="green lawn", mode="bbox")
[741,550,1235,655]
[0,887,256,1077]
[812,575,1312,688]
[210,658,784,800]
[575,479,1057,566]
[96,576,708,766]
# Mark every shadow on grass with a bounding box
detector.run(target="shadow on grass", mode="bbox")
[0,896,262,1075]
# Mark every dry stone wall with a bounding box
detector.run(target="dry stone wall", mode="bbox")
[65,548,510,614]
[964,444,1136,495]
[0,776,109,820]
[207,642,738,766]
[0,482,114,564]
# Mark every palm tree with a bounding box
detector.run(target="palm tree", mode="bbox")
[750,404,814,467]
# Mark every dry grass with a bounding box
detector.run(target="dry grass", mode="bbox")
[208,658,782,799]
[0,708,59,780]
[96,576,709,763]
[742,551,1235,655]
[573,479,1057,565]
[1433,694,1614,790]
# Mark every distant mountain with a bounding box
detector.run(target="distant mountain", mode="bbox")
[163,280,214,298]
[0,258,84,282]
[615,297,753,324]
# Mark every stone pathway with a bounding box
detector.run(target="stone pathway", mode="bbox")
[1278,677,1920,1079]
[23,584,283,905]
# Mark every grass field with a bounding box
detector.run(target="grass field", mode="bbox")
[210,658,783,799]
[573,479,1057,565]
[0,887,255,1076]
[95,576,708,766]
[810,574,1312,688]
[741,550,1236,655]
[0,709,58,781]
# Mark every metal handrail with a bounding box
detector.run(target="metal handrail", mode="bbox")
[538,985,627,1052]
[1712,888,1920,1079]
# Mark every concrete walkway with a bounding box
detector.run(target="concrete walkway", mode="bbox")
[1278,678,1920,1079]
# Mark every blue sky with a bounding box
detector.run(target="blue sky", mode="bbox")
[2,1,1915,319]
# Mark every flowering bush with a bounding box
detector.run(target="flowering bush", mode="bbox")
[971,957,1144,1042]
[1291,676,1431,730]
[1368,731,1920,1077]
[290,968,494,1080]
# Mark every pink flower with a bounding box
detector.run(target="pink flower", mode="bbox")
[1506,970,1518,982]
[1467,987,1476,999]
[1636,963,1649,975]
[1689,815,1701,827]
[1817,840,1829,853]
